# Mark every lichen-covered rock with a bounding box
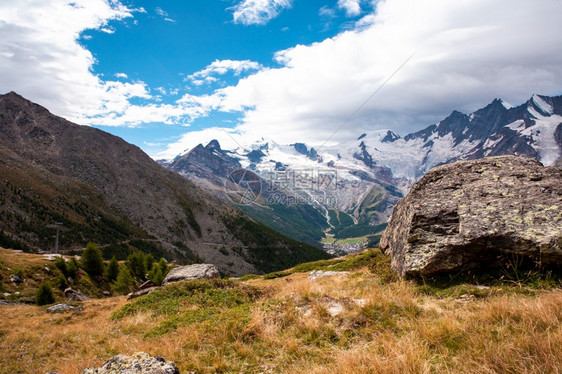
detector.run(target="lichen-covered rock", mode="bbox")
[162,263,220,285]
[380,156,562,277]
[81,352,179,374]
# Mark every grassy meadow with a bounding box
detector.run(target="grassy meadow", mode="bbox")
[1,247,561,373]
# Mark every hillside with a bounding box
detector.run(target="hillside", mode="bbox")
[1,247,561,373]
[0,92,330,275]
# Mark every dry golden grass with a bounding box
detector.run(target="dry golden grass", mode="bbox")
[2,248,562,373]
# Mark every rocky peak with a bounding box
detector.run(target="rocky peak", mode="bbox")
[381,130,400,143]
[170,140,241,179]
[205,139,222,151]
[292,142,320,161]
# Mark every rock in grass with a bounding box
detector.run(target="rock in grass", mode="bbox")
[380,156,562,277]
[46,303,79,313]
[308,270,348,280]
[162,263,220,285]
[127,287,159,300]
[81,352,179,374]
[64,288,90,302]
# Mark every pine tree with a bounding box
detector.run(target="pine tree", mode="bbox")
[67,257,78,279]
[113,264,134,294]
[82,243,105,277]
[148,266,164,285]
[127,251,146,279]
[35,283,55,306]
[106,256,119,282]
[144,253,155,272]
[158,257,169,276]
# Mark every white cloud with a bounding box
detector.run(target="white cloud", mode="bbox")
[319,6,336,18]
[230,0,292,25]
[87,101,204,127]
[0,0,192,127]
[155,7,175,22]
[338,0,362,16]
[163,0,562,156]
[155,7,168,17]
[186,59,263,85]
[156,127,247,159]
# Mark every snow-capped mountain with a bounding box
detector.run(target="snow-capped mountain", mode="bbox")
[350,94,562,181]
[163,93,562,248]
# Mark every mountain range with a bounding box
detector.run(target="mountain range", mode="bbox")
[163,94,562,251]
[0,92,330,275]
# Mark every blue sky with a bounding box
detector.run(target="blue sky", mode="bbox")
[80,0,369,155]
[1,0,562,159]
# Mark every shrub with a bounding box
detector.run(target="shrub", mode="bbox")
[67,258,79,279]
[106,256,119,283]
[81,243,105,277]
[54,257,68,277]
[56,273,67,291]
[35,283,55,306]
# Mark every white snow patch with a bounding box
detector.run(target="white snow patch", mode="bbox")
[483,136,502,149]
[422,133,479,173]
[528,106,543,119]
[505,120,525,131]
[532,94,553,115]
[519,115,562,165]
[501,99,513,109]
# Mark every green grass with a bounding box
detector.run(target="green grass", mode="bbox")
[112,279,263,336]
[337,237,367,244]
[258,248,397,282]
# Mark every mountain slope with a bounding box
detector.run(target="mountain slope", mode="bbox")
[0,92,330,275]
[165,141,330,246]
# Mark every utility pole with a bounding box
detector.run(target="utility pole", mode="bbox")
[46,223,66,253]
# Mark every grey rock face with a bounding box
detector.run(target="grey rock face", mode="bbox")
[162,264,220,285]
[82,352,179,374]
[127,287,159,300]
[64,288,90,302]
[308,270,348,280]
[46,303,79,313]
[380,156,562,277]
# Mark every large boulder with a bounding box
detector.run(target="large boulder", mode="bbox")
[82,352,179,374]
[380,156,562,277]
[162,263,220,285]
